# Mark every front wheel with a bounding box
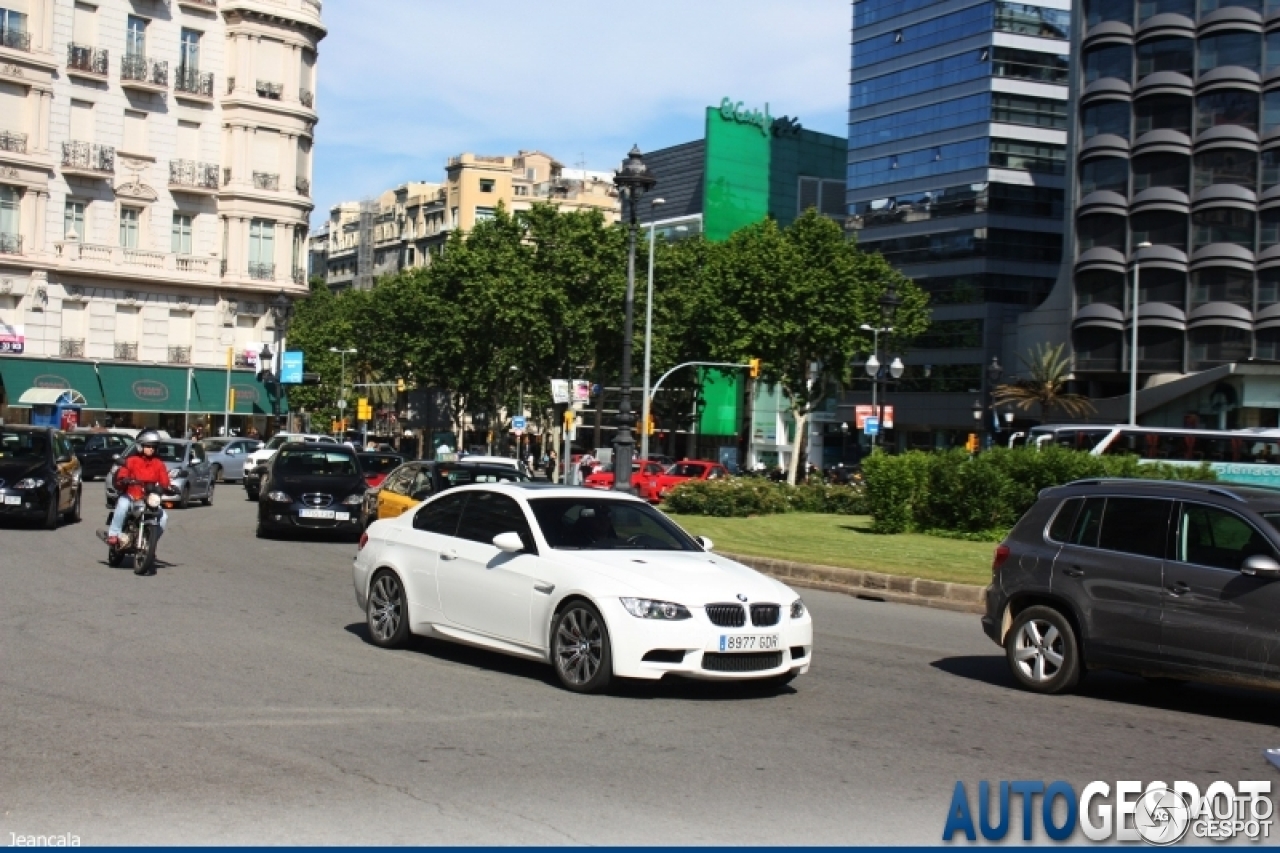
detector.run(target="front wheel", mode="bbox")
[63,488,81,524]
[366,570,409,649]
[1005,605,1081,694]
[246,487,259,502]
[134,527,158,575]
[211,464,223,483]
[202,480,214,506]
[42,490,59,530]
[177,485,190,509]
[551,601,612,694]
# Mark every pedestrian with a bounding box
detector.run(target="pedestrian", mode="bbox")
[547,448,559,483]
[578,454,594,486]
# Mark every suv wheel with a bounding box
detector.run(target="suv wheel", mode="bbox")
[1005,605,1081,694]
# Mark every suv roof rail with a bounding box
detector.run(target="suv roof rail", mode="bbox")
[1062,478,1247,503]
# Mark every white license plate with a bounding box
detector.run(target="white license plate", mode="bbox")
[298,508,335,519]
[335,511,350,521]
[3,495,20,505]
[715,634,780,652]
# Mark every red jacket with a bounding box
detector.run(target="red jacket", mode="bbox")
[115,454,171,500]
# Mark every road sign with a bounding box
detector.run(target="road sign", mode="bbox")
[864,416,879,436]
[550,379,569,404]
[336,399,347,410]
[572,379,591,402]
[855,404,893,429]
[280,351,303,384]
[512,415,526,431]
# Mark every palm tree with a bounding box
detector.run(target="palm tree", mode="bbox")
[993,343,1095,422]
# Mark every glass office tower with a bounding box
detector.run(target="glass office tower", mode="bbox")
[847,0,1072,445]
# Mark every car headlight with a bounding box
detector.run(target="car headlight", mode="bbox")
[342,494,364,505]
[267,491,292,503]
[620,597,691,620]
[790,598,807,619]
[14,478,44,489]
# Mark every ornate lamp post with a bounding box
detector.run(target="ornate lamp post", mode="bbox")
[256,290,294,429]
[611,145,657,492]
[872,284,902,449]
[984,356,1003,449]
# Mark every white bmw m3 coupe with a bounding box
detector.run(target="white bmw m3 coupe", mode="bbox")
[353,483,813,693]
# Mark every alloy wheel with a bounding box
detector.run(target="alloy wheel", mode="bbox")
[555,607,604,686]
[1012,618,1065,683]
[368,574,402,642]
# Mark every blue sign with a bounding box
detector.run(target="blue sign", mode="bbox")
[512,415,527,431]
[864,416,879,436]
[280,351,303,384]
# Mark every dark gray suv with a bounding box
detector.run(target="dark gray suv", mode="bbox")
[983,479,1280,694]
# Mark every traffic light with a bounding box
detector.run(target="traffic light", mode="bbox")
[563,409,575,430]
[965,433,979,453]
[395,377,406,392]
[748,358,761,379]
[646,414,656,435]
[357,397,372,420]
[300,372,322,386]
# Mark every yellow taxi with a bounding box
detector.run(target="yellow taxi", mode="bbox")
[361,460,530,526]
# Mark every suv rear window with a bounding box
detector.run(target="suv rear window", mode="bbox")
[1048,498,1081,542]
[1064,496,1170,558]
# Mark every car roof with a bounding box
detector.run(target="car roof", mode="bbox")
[1047,477,1280,509]
[2,424,51,433]
[282,441,355,450]
[446,482,646,501]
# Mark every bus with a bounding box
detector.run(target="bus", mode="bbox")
[1024,424,1280,487]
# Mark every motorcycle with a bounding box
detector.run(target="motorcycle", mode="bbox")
[106,480,175,575]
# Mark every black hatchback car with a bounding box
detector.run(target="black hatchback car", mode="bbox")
[984,479,1280,695]
[0,425,83,528]
[257,443,365,539]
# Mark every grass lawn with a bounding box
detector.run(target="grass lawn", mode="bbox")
[664,512,996,587]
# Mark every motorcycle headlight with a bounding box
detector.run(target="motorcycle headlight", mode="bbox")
[14,478,44,490]
[620,597,691,620]
[267,491,292,503]
[342,494,364,505]
[146,493,163,509]
[790,598,807,619]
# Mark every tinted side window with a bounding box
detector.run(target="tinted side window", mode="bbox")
[383,465,414,495]
[1069,497,1106,547]
[1178,503,1276,569]
[191,444,206,463]
[413,492,466,535]
[1099,497,1170,558]
[1048,498,1082,542]
[455,491,535,550]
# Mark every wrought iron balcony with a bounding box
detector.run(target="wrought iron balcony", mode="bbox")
[292,267,306,285]
[0,26,30,52]
[295,177,310,196]
[0,232,21,255]
[248,262,275,280]
[62,141,114,174]
[175,66,214,97]
[0,130,26,154]
[253,172,279,191]
[67,43,108,76]
[299,88,313,108]
[169,159,219,191]
[255,79,282,99]
[121,54,168,88]
[114,342,138,361]
[60,338,85,358]
[167,346,192,365]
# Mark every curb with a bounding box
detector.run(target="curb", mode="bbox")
[719,551,987,614]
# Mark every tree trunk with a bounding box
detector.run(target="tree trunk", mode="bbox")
[787,410,808,485]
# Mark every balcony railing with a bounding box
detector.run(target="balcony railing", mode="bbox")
[121,54,168,87]
[0,26,30,52]
[62,141,114,173]
[292,267,306,285]
[60,339,85,358]
[253,172,279,191]
[248,262,275,280]
[175,67,214,97]
[299,88,313,107]
[167,346,192,365]
[255,79,282,99]
[67,43,108,76]
[0,233,21,255]
[0,130,25,154]
[169,159,219,190]
[114,342,138,361]
[295,177,310,196]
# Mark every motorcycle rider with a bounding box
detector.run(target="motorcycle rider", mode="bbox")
[97,429,170,570]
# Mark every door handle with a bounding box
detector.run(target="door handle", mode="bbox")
[533,582,555,595]
[440,551,458,561]
[1062,566,1084,578]
[1168,581,1190,596]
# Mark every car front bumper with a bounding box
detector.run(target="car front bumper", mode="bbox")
[261,503,363,532]
[0,487,53,519]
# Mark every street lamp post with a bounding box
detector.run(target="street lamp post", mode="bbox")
[612,145,657,493]
[1130,241,1152,426]
[640,197,665,463]
[984,356,1003,449]
[972,399,983,450]
[863,285,902,449]
[256,291,294,433]
[329,346,357,438]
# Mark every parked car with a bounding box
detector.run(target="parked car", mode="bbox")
[106,438,214,508]
[361,460,531,527]
[257,442,366,539]
[354,484,814,692]
[357,451,404,489]
[199,437,262,483]
[67,429,132,481]
[243,433,337,500]
[983,478,1280,695]
[640,459,731,502]
[459,454,533,477]
[584,458,667,491]
[0,425,83,528]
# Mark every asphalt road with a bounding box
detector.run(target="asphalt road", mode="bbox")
[0,480,1277,844]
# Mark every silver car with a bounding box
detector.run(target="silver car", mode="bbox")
[199,437,262,483]
[105,439,215,509]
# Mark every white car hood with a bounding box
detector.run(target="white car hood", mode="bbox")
[563,549,792,607]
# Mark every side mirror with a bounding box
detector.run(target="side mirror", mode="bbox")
[694,535,714,551]
[493,531,525,553]
[1242,554,1280,579]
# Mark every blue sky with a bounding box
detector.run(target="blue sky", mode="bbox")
[311,0,851,224]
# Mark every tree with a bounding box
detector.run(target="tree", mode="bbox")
[700,210,930,483]
[993,342,1096,422]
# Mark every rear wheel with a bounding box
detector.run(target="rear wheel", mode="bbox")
[366,570,409,649]
[63,487,81,524]
[1005,605,1081,694]
[202,480,214,506]
[211,463,223,483]
[551,601,613,694]
[42,491,59,530]
[177,485,190,509]
[246,486,259,502]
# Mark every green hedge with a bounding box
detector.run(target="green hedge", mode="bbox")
[663,479,867,517]
[862,446,1216,534]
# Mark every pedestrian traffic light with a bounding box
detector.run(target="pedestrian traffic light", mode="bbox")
[357,397,372,420]
[965,433,978,453]
[646,414,655,435]
[396,377,406,392]
[748,358,761,379]
[563,409,575,430]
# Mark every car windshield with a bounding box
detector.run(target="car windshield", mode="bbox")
[527,497,698,551]
[445,466,529,487]
[666,463,707,477]
[266,435,291,450]
[202,439,230,451]
[0,430,47,460]
[358,454,402,474]
[276,449,357,476]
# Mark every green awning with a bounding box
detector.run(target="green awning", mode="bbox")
[190,367,286,415]
[96,363,192,412]
[0,358,109,409]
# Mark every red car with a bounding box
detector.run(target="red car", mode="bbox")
[584,459,667,491]
[357,451,405,489]
[640,459,730,502]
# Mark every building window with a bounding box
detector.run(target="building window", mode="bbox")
[1081,100,1131,140]
[180,28,200,71]
[479,179,495,193]
[1134,94,1191,135]
[1081,155,1132,195]
[0,7,27,44]
[249,218,275,272]
[1137,36,1193,78]
[119,206,140,248]
[125,15,145,57]
[172,213,192,255]
[1198,31,1261,75]
[64,200,85,240]
[474,207,496,222]
[0,185,19,240]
